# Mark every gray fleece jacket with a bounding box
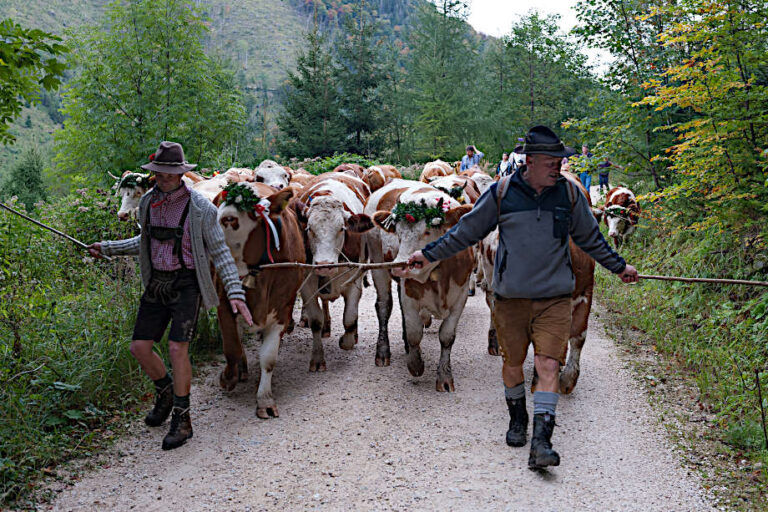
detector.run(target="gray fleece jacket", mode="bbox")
[423,172,626,299]
[100,188,245,309]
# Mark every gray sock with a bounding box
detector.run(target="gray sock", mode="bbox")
[533,391,559,416]
[504,383,525,400]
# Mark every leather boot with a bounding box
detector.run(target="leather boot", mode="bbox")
[161,407,193,450]
[505,396,528,447]
[528,413,560,468]
[144,382,173,427]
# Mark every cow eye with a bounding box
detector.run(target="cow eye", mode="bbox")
[256,176,264,182]
[424,231,430,236]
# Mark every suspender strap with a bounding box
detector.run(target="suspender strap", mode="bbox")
[173,200,191,270]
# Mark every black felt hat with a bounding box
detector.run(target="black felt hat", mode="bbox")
[514,126,570,158]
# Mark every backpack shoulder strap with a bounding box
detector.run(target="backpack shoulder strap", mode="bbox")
[564,179,579,210]
[496,175,512,218]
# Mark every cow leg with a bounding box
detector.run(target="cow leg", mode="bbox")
[396,280,409,354]
[436,312,460,392]
[301,284,327,372]
[485,289,499,356]
[467,269,476,297]
[372,268,393,366]
[339,282,362,350]
[420,310,433,329]
[560,290,592,394]
[256,323,282,419]
[401,290,425,377]
[299,299,309,328]
[321,299,331,338]
[216,302,247,391]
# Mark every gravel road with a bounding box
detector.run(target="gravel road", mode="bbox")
[47,284,712,511]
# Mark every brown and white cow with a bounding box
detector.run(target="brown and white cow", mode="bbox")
[479,172,597,394]
[362,165,401,192]
[365,179,473,391]
[289,168,315,189]
[419,160,454,183]
[333,163,365,179]
[215,183,305,418]
[294,173,374,371]
[255,160,291,190]
[113,170,203,220]
[603,186,640,247]
[459,166,494,196]
[191,169,253,203]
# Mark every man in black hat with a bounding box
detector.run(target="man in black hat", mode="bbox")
[88,141,252,450]
[405,126,638,469]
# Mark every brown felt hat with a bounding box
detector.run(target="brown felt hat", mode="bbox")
[141,141,197,174]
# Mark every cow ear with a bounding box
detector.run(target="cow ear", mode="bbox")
[292,199,309,224]
[592,207,603,222]
[347,213,374,233]
[121,170,131,178]
[267,186,294,214]
[445,204,473,226]
[213,191,225,207]
[373,210,396,233]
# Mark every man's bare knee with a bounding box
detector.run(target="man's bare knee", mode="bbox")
[534,354,560,375]
[130,339,153,359]
[168,341,188,360]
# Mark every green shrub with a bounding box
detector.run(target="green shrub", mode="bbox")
[296,152,379,175]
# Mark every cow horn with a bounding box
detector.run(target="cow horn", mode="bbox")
[107,171,120,180]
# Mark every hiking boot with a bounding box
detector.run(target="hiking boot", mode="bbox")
[144,382,173,427]
[505,396,529,447]
[161,407,193,450]
[528,413,560,469]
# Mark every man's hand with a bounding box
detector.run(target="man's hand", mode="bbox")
[618,264,639,284]
[407,250,429,270]
[230,299,253,326]
[87,243,103,259]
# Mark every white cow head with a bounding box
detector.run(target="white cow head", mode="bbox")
[372,192,472,282]
[255,166,291,190]
[604,205,637,246]
[113,171,153,221]
[296,196,373,276]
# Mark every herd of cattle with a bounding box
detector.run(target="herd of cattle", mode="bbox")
[111,159,640,418]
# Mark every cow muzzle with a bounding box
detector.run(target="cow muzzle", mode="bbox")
[314,261,335,276]
[117,211,130,221]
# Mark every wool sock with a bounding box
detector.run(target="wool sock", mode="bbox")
[533,391,559,416]
[153,373,172,391]
[504,383,525,400]
[173,394,190,411]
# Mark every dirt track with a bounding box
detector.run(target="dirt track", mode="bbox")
[46,284,712,511]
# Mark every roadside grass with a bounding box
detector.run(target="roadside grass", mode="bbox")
[595,216,768,506]
[0,189,220,507]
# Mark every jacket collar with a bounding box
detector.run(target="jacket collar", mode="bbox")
[512,170,565,198]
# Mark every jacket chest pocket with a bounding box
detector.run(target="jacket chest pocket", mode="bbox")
[553,206,571,245]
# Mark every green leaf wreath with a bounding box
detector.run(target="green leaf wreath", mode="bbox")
[221,182,264,212]
[390,198,446,226]
[117,172,150,189]
[433,184,466,202]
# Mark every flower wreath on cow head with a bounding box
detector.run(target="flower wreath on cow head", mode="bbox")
[116,172,151,190]
[385,198,450,229]
[604,204,639,224]
[219,182,282,261]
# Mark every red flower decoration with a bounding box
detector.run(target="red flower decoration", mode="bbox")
[213,170,220,176]
[221,190,228,199]
[405,214,416,223]
[149,153,156,161]
[254,203,266,214]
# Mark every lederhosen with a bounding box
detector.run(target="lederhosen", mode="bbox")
[132,197,202,343]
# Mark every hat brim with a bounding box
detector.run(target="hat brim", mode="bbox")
[513,147,571,158]
[140,162,197,174]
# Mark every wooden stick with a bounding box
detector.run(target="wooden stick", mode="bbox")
[260,261,409,271]
[638,274,768,287]
[0,202,114,262]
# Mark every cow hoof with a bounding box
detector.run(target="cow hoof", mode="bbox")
[219,369,239,392]
[375,356,391,367]
[256,406,279,419]
[309,360,327,372]
[559,368,580,395]
[321,328,331,339]
[407,354,425,377]
[487,346,500,356]
[422,317,432,329]
[286,317,296,334]
[339,334,356,351]
[436,378,455,392]
[238,359,249,382]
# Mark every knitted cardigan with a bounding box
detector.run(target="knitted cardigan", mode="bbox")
[100,188,245,308]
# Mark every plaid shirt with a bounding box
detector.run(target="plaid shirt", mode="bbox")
[149,184,195,271]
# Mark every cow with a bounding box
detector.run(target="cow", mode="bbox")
[459,166,494,195]
[362,165,401,192]
[603,186,640,247]
[478,171,597,394]
[215,183,305,418]
[365,179,473,391]
[428,175,481,205]
[289,168,315,189]
[333,163,365,179]
[294,173,374,371]
[191,169,253,203]
[419,160,454,183]
[112,170,202,220]
[255,160,291,190]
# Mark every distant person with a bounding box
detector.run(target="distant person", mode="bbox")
[597,157,624,193]
[496,152,513,177]
[460,145,484,171]
[577,144,593,191]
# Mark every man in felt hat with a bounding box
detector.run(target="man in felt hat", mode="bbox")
[88,141,253,451]
[405,126,638,469]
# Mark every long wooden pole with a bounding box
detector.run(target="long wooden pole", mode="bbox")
[0,202,114,262]
[638,274,768,287]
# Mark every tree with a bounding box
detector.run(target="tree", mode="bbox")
[406,0,478,159]
[1,148,47,208]
[0,18,67,145]
[277,18,345,158]
[54,0,246,181]
[334,0,385,155]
